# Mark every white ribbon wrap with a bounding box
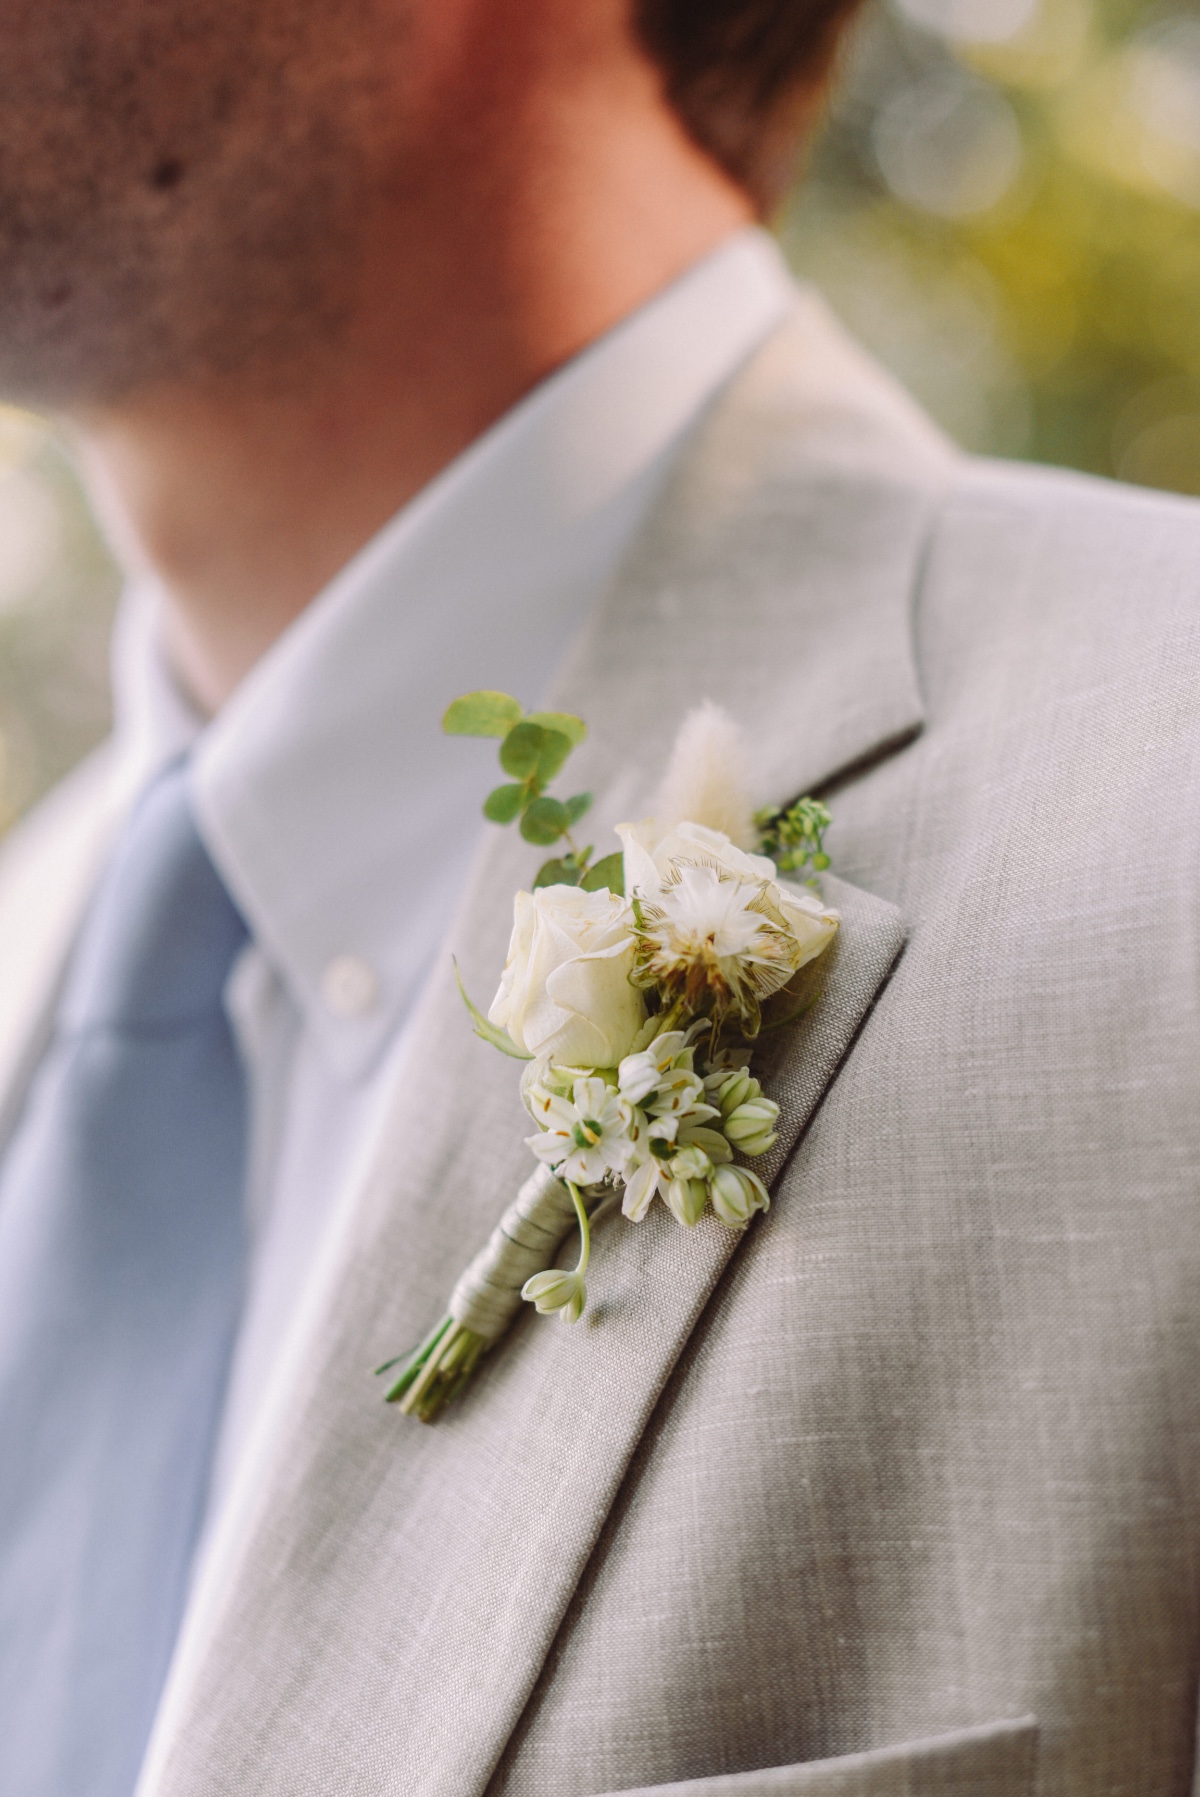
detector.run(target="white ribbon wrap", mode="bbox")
[448,1164,581,1340]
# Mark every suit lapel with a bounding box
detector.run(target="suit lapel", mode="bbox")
[547,288,955,814]
[140,302,953,1797]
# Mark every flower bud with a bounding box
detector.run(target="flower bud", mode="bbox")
[619,1031,692,1104]
[671,1144,713,1182]
[682,1125,733,1165]
[521,1268,586,1323]
[713,1069,754,1117]
[666,1176,709,1227]
[723,1097,779,1157]
[710,1164,770,1227]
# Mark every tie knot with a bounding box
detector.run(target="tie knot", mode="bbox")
[60,761,249,1033]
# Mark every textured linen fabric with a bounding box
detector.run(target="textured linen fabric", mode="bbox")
[1,294,1199,1796]
[590,1717,1038,1795]
[0,761,249,1797]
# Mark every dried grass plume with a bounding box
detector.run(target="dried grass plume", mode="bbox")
[657,701,757,850]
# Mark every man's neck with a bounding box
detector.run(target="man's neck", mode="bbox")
[68,58,751,716]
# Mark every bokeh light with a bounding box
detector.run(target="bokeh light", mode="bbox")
[0,413,118,830]
[785,0,1200,484]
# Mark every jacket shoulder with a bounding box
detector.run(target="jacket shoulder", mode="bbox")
[913,458,1200,893]
[930,456,1200,623]
[0,739,127,913]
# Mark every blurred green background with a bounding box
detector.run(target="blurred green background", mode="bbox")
[0,0,1194,825]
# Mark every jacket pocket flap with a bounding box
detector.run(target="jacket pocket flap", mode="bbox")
[588,1716,1038,1797]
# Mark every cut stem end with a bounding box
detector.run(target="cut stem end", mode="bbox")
[379,1315,489,1422]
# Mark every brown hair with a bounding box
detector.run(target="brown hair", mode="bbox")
[635,0,865,212]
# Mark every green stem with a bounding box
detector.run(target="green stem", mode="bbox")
[568,1180,591,1278]
[378,1313,452,1397]
[386,1317,489,1421]
[652,997,688,1038]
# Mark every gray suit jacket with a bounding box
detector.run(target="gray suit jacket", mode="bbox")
[3,291,1198,1796]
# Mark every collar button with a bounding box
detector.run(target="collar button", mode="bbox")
[321,954,379,1019]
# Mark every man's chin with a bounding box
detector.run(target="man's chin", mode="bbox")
[0,0,396,411]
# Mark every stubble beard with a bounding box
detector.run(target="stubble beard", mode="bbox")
[0,0,407,409]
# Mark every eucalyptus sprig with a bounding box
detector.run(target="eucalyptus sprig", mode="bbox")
[755,795,832,878]
[444,690,623,895]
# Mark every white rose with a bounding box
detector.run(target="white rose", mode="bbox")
[618,818,776,895]
[616,816,838,967]
[489,885,647,1069]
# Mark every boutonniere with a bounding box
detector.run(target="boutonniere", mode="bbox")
[377,696,838,1420]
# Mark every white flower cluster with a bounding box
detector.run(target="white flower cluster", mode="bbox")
[523,1025,776,1233]
[487,814,838,1270]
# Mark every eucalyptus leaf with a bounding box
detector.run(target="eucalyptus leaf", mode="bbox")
[442,691,523,737]
[532,727,573,784]
[533,857,581,889]
[525,710,586,747]
[483,782,526,824]
[520,796,570,845]
[453,958,532,1059]
[581,851,625,896]
[565,791,593,824]
[499,720,549,780]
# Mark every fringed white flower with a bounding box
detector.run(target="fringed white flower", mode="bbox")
[618,819,839,1036]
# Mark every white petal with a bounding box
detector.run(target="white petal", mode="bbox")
[614,818,666,899]
[622,1159,660,1221]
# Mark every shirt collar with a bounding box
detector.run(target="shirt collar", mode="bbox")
[110,584,204,778]
[111,227,797,1081]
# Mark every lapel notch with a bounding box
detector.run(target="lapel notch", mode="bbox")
[547,294,956,817]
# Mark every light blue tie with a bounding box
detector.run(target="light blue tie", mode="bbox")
[0,760,249,1797]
